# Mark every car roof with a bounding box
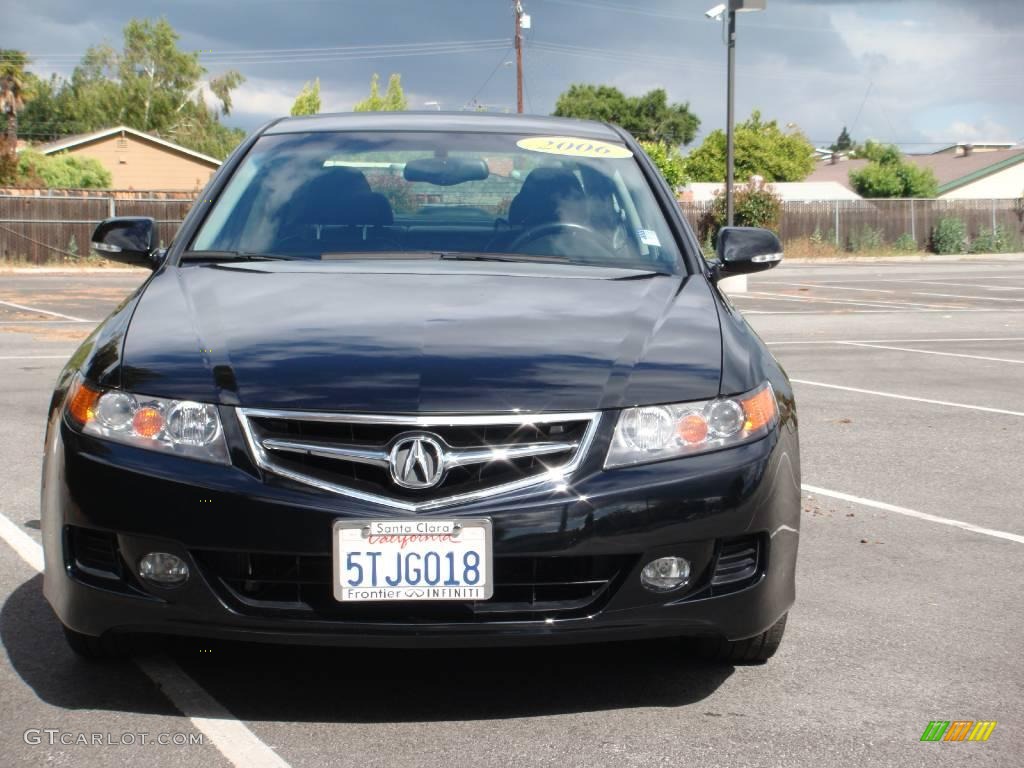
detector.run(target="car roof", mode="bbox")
[264,111,624,141]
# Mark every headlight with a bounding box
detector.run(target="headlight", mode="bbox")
[65,376,230,464]
[605,382,778,469]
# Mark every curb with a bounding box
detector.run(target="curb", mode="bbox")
[0,267,147,274]
[780,253,1024,265]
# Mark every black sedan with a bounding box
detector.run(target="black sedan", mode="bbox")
[42,112,799,663]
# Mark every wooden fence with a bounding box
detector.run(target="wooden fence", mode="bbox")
[0,190,194,264]
[2,190,1023,264]
[679,198,1024,250]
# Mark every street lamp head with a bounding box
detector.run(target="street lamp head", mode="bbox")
[705,3,727,19]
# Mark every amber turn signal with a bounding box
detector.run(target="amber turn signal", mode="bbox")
[67,379,101,425]
[740,386,778,432]
[132,406,165,438]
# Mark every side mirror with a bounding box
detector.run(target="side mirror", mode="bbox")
[91,217,159,268]
[713,226,783,278]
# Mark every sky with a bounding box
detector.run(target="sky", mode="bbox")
[7,0,1023,152]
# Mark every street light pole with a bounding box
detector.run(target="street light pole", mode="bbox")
[706,0,765,228]
[725,7,736,226]
[514,1,524,114]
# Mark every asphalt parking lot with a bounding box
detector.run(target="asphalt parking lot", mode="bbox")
[1,259,1021,767]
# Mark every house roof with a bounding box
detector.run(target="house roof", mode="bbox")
[807,148,1024,195]
[33,125,222,167]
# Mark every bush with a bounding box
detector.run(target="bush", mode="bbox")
[701,178,782,247]
[892,233,918,252]
[970,225,1014,254]
[16,150,111,189]
[847,226,884,253]
[639,140,686,188]
[931,218,968,254]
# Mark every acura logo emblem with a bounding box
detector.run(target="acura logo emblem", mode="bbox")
[389,434,446,489]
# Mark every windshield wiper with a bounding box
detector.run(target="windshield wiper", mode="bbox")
[180,250,292,262]
[433,251,569,264]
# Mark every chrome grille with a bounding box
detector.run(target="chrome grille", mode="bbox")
[236,409,601,510]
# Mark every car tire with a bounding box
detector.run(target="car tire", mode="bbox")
[698,613,787,664]
[61,625,131,660]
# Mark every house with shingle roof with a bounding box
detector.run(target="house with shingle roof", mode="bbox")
[807,144,1024,199]
[28,126,221,191]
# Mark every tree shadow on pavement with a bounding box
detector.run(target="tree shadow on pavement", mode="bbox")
[4,575,734,723]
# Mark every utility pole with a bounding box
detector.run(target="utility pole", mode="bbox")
[514,1,524,113]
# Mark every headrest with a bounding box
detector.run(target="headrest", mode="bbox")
[292,168,392,226]
[508,167,586,226]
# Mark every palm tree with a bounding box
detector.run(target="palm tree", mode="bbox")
[0,50,31,145]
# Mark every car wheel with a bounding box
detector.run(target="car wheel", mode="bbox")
[698,613,787,664]
[61,625,131,660]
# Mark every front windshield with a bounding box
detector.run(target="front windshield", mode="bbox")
[191,130,682,272]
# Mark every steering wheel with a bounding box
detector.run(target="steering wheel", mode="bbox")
[506,221,618,261]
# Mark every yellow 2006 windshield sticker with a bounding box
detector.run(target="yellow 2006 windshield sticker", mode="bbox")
[516,136,633,159]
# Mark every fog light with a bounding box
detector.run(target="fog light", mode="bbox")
[640,556,691,592]
[138,552,189,585]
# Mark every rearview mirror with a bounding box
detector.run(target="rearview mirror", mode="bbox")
[713,226,783,278]
[91,217,158,268]
[403,157,489,186]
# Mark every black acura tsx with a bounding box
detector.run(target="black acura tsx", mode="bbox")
[42,112,800,663]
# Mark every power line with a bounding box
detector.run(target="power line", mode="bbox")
[465,46,513,110]
[849,81,872,136]
[544,0,1022,37]
[0,39,512,66]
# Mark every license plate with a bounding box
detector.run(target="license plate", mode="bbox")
[333,519,493,601]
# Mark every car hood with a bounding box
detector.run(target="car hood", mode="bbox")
[120,261,722,413]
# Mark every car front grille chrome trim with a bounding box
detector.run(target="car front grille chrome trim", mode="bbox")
[261,438,391,467]
[235,408,602,511]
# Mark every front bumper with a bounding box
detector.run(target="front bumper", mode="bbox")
[42,413,801,648]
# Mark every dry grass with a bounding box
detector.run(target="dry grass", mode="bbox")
[2,325,92,341]
[783,237,923,260]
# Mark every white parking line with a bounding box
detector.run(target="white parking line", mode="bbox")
[912,291,1024,302]
[768,337,1024,345]
[838,341,1024,364]
[0,512,292,768]
[760,282,896,294]
[790,378,1024,417]
[802,484,1024,545]
[0,514,45,572]
[741,291,955,310]
[0,299,91,323]
[135,658,291,768]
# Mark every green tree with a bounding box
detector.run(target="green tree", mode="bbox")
[16,150,111,188]
[0,49,33,183]
[1,50,31,143]
[18,18,246,159]
[830,126,853,153]
[848,143,939,198]
[701,179,783,245]
[639,140,686,188]
[683,110,817,183]
[353,73,407,112]
[290,78,321,116]
[553,84,699,146]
